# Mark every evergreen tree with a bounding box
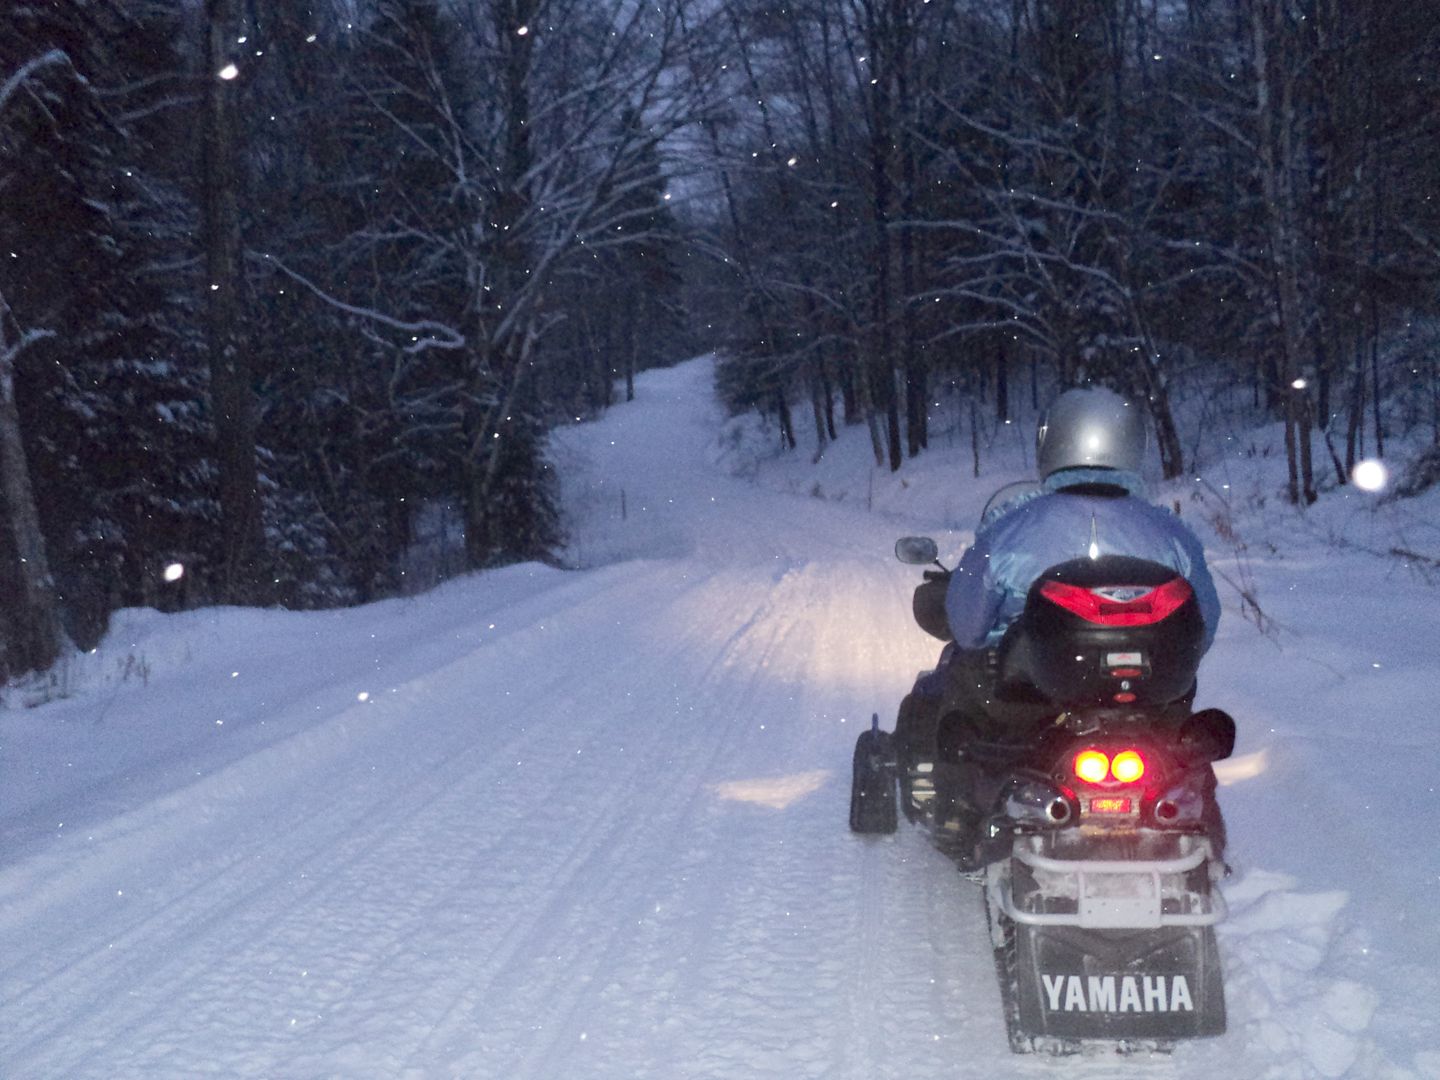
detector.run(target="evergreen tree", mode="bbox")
[1,1,213,646]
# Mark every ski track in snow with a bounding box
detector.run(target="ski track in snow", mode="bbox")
[1,358,1432,1078]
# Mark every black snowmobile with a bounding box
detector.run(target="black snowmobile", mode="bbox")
[850,532,1235,1054]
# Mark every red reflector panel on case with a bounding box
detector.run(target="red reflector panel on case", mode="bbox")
[1089,796,1133,814]
[1040,577,1194,626]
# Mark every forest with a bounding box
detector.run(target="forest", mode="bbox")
[2,0,1438,683]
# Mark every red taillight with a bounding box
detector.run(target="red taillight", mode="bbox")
[1040,577,1193,626]
[1072,748,1147,784]
[1110,749,1146,783]
[1074,750,1110,784]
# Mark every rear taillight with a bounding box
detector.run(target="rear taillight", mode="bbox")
[1072,748,1148,785]
[1074,750,1110,784]
[1040,577,1193,626]
[1110,749,1146,783]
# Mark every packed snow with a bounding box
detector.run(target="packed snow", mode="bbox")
[2,356,1437,1078]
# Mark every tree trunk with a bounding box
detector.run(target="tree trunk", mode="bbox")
[869,195,900,472]
[1316,347,1331,429]
[1299,392,1317,503]
[0,309,64,679]
[776,389,797,451]
[840,347,860,426]
[1345,333,1365,474]
[1284,396,1300,506]
[996,340,1010,423]
[203,0,266,599]
[820,354,838,441]
[463,325,536,567]
[1369,270,1384,459]
[865,1,902,473]
[625,297,637,403]
[969,396,981,479]
[1251,0,1309,506]
[1138,353,1186,480]
[460,0,540,570]
[895,0,925,459]
[854,346,885,466]
[808,362,829,462]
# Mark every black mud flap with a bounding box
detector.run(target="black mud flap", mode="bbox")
[1013,923,1225,1041]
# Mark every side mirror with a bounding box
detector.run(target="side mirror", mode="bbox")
[1179,708,1236,763]
[895,536,939,565]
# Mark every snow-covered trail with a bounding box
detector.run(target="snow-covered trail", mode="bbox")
[0,363,962,1078]
[0,359,1432,1078]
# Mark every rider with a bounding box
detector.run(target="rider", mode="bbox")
[899,386,1222,783]
[946,385,1220,660]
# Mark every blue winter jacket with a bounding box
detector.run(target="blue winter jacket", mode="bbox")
[944,468,1221,652]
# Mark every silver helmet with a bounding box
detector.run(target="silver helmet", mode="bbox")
[1035,387,1146,479]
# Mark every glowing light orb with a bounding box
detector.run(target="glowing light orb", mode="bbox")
[218,63,239,80]
[1291,378,1307,390]
[1352,459,1388,492]
[163,562,185,582]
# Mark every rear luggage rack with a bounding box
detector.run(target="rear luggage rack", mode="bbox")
[991,832,1225,931]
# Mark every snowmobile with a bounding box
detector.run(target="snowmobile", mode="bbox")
[850,532,1235,1054]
